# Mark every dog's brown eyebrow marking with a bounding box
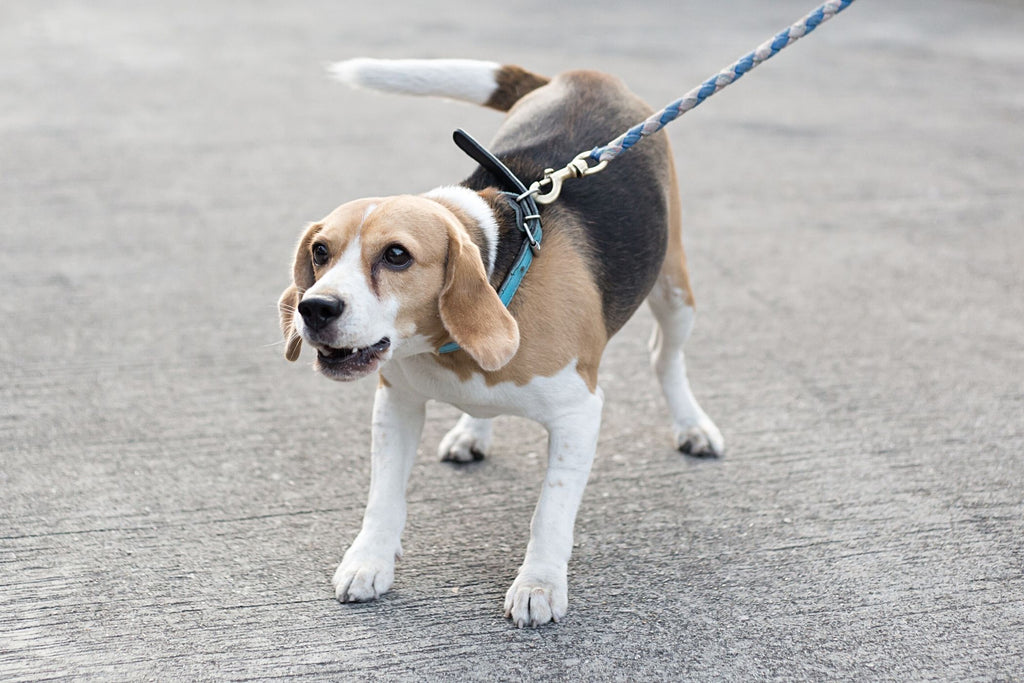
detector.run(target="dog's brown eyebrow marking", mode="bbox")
[368,250,383,298]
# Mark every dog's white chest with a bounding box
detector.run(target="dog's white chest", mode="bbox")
[383,355,593,423]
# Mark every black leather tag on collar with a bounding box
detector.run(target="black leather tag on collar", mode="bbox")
[453,128,529,195]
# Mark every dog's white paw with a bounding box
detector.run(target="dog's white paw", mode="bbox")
[675,414,724,457]
[438,415,492,463]
[503,566,568,628]
[332,554,395,603]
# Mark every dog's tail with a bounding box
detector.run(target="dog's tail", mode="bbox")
[327,58,549,112]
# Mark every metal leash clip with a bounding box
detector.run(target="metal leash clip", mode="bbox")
[531,152,608,205]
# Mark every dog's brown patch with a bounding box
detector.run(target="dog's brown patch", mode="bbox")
[484,66,550,112]
[433,207,607,392]
[660,148,696,307]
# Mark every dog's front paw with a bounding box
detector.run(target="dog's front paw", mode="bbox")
[438,415,491,463]
[332,554,395,603]
[675,415,724,458]
[503,565,568,628]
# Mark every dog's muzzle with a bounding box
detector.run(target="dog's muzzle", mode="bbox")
[315,338,391,380]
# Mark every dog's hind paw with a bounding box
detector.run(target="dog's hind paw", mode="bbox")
[675,416,724,458]
[438,415,492,463]
[504,566,568,628]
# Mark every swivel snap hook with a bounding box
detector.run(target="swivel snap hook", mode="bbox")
[531,152,608,205]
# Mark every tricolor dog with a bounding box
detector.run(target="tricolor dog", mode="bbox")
[278,59,723,627]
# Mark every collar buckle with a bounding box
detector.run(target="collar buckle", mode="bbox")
[507,190,542,255]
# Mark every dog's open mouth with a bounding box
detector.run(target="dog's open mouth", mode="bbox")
[315,337,391,379]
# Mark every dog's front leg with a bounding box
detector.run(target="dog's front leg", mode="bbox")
[505,389,603,627]
[333,383,425,603]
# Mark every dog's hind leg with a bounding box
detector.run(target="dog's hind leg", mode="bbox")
[438,414,492,463]
[647,180,724,456]
[647,279,723,456]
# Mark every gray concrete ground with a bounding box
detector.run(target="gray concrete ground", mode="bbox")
[2,0,1022,679]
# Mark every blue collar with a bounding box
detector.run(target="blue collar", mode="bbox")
[438,130,542,355]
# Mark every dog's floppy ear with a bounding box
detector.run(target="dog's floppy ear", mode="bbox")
[439,220,520,371]
[278,284,304,361]
[278,223,322,362]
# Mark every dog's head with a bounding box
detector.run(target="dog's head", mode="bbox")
[278,195,519,380]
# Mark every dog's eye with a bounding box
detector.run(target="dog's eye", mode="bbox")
[382,244,412,270]
[311,243,330,267]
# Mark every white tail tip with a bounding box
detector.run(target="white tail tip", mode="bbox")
[327,58,502,106]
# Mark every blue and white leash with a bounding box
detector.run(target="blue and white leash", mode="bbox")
[532,0,857,204]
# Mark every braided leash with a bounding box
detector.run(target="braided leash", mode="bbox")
[532,0,857,204]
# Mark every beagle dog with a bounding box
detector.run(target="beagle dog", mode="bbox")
[278,58,723,627]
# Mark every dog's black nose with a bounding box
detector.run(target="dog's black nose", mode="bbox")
[298,296,344,332]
